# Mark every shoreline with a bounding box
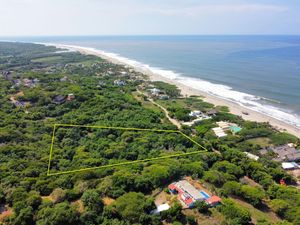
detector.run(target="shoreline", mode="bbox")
[51,43,300,138]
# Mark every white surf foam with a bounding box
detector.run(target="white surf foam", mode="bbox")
[46,43,300,130]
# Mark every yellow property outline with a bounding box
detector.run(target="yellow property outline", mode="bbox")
[47,124,208,176]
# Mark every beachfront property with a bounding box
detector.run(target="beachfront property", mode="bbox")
[216,121,231,131]
[244,152,260,161]
[168,180,221,208]
[149,88,163,96]
[212,127,227,138]
[212,121,242,137]
[148,88,170,100]
[206,109,218,116]
[189,110,202,117]
[182,110,212,126]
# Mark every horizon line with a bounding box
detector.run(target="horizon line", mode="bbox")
[1,34,300,38]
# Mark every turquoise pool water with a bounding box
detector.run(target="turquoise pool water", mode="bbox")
[230,126,242,133]
[200,191,210,199]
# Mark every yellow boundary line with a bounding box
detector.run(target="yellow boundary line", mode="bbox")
[47,124,208,176]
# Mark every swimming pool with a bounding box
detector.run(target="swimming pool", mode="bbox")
[200,191,210,199]
[230,125,242,133]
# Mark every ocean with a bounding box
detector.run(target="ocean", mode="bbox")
[2,35,300,128]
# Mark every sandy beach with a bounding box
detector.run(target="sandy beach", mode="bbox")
[53,44,300,138]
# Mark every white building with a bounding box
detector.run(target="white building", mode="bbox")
[216,121,230,131]
[282,162,299,170]
[244,152,259,161]
[151,203,170,215]
[189,110,202,117]
[212,127,227,138]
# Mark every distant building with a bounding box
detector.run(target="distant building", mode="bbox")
[272,144,300,162]
[216,121,230,131]
[151,203,170,215]
[149,88,163,96]
[98,81,106,86]
[206,196,222,207]
[244,152,259,161]
[60,76,68,82]
[206,109,218,116]
[53,95,66,104]
[114,80,126,86]
[189,110,202,117]
[2,71,11,80]
[23,78,33,87]
[212,127,227,138]
[159,95,169,100]
[282,162,299,170]
[213,121,242,137]
[13,79,22,87]
[67,93,75,101]
[13,101,25,107]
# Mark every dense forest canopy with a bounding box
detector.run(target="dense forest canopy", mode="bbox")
[0,42,299,225]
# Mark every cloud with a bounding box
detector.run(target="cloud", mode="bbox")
[153,4,288,16]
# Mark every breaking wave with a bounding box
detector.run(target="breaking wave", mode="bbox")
[45,43,300,129]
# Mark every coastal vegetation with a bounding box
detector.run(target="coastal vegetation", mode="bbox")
[0,42,300,225]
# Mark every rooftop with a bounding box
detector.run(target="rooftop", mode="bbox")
[272,144,300,162]
[174,180,204,201]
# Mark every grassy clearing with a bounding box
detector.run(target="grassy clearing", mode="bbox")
[132,91,164,114]
[31,56,63,63]
[245,137,272,148]
[231,197,281,224]
[156,97,214,112]
[183,208,225,225]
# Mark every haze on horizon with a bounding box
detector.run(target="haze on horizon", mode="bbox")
[0,0,300,36]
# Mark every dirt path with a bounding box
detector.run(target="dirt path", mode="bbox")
[137,90,181,129]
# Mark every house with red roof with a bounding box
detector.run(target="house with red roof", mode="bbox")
[168,180,221,208]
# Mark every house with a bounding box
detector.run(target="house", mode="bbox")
[159,95,169,100]
[169,180,206,208]
[169,180,220,208]
[189,110,202,117]
[2,71,11,80]
[53,95,66,104]
[60,76,68,82]
[282,162,299,170]
[244,152,259,161]
[114,80,126,86]
[151,203,170,215]
[206,109,218,116]
[212,127,227,138]
[216,121,231,131]
[23,78,33,87]
[67,93,75,101]
[98,81,106,86]
[13,101,25,107]
[272,144,300,162]
[205,196,221,207]
[149,88,163,96]
[13,79,22,87]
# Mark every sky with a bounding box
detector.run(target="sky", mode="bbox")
[0,0,300,36]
